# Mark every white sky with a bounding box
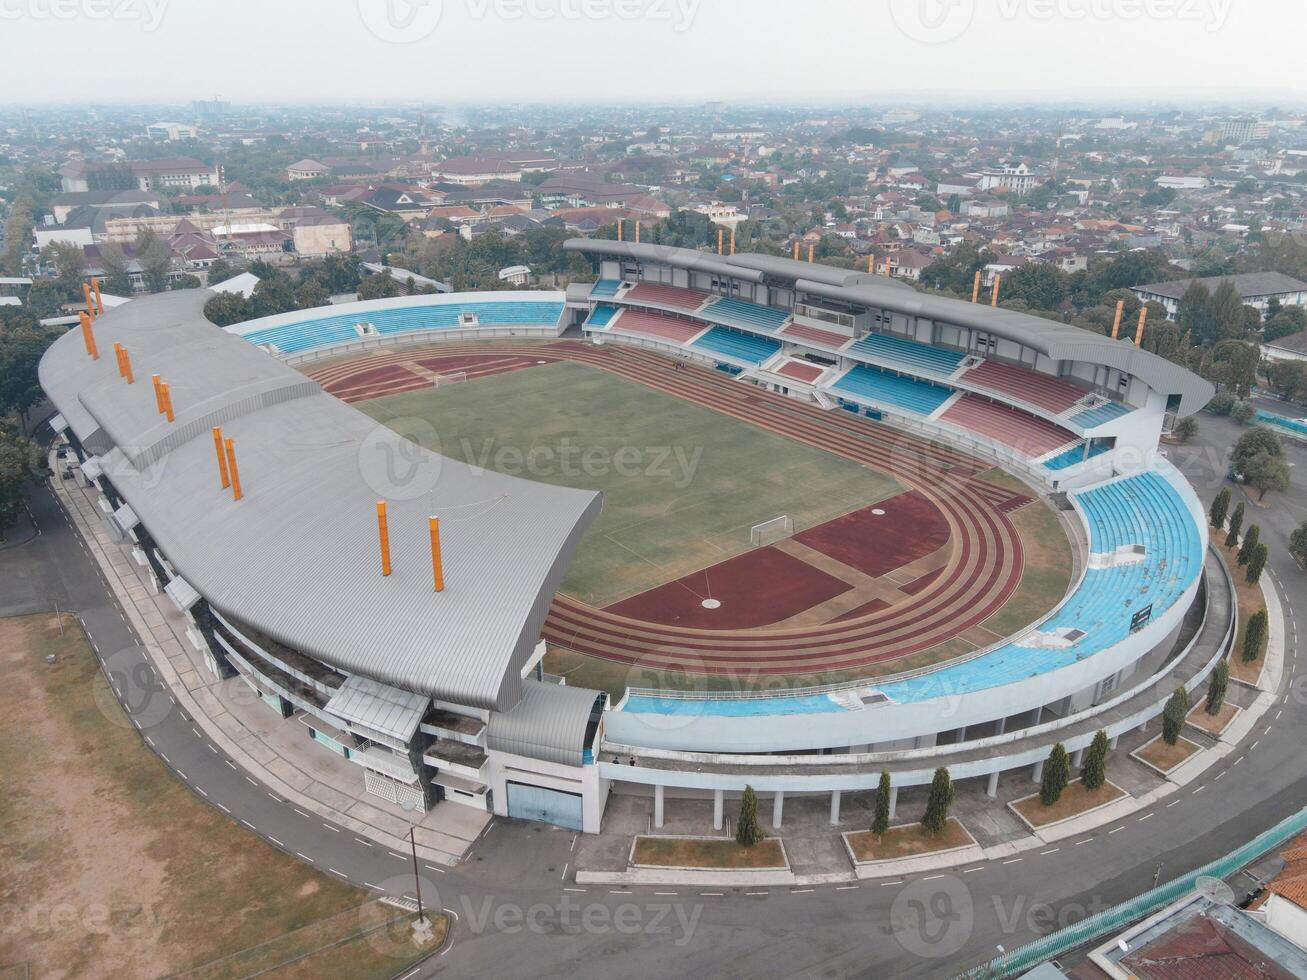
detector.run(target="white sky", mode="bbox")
[0,0,1302,105]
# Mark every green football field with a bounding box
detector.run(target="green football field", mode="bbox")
[357,360,901,605]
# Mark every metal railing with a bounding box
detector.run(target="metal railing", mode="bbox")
[954,805,1307,979]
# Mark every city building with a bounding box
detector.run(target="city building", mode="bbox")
[1133,272,1307,320]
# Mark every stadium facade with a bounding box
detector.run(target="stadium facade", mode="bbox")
[41,244,1232,833]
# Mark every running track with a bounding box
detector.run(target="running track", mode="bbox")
[307,341,1030,677]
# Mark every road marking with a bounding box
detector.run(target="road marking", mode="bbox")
[609,890,632,895]
[160,753,171,764]
[746,890,769,896]
[364,883,385,892]
[241,820,256,830]
[196,788,208,798]
[323,823,340,833]
[1109,827,1124,834]
[1215,771,1227,781]
[790,888,813,894]
[388,851,406,861]
[1233,756,1245,766]
[144,736,154,747]
[1003,858,1023,864]
[963,866,984,873]
[561,863,569,880]
[206,744,217,755]
[328,868,348,878]
[880,880,904,886]
[922,875,946,881]
[245,777,257,787]
[268,836,283,847]
[1139,813,1155,821]
[354,837,371,847]
[653,892,678,896]
[294,809,311,819]
[1251,740,1260,751]
[1167,800,1180,807]
[1192,785,1206,794]
[225,761,236,771]
[218,803,231,814]
[176,770,187,780]
[424,864,447,874]
[1041,848,1060,855]
[191,726,201,737]
[297,852,314,863]
[266,792,280,803]
[564,887,587,893]
[836,885,859,890]
[1074,838,1092,846]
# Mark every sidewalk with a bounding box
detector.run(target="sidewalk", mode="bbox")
[52,471,486,868]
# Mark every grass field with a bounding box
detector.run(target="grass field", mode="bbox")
[0,613,438,979]
[359,360,901,604]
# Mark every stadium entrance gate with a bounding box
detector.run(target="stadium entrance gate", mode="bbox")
[506,781,584,831]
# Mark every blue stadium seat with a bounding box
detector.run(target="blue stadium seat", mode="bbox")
[585,303,620,329]
[1043,440,1111,471]
[701,297,791,333]
[590,279,621,299]
[240,301,565,354]
[1070,400,1132,428]
[689,326,781,365]
[846,332,966,377]
[830,364,955,416]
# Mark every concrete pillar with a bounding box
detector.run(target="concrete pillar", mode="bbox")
[1031,705,1043,726]
[1139,719,1148,734]
[830,790,842,826]
[772,790,784,829]
[957,725,967,743]
[1032,760,1044,782]
[713,789,723,831]
[1109,734,1120,750]
[654,784,664,829]
[995,716,1007,736]
[1071,747,1085,767]
[888,786,898,820]
[986,770,1000,798]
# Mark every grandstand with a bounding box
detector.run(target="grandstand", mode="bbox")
[584,303,620,329]
[831,364,955,417]
[1071,399,1134,428]
[590,278,622,299]
[690,325,781,366]
[941,394,1078,457]
[846,331,967,378]
[961,359,1087,414]
[1043,440,1112,471]
[624,281,709,311]
[702,296,792,333]
[610,308,705,344]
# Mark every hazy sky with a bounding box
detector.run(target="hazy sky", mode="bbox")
[0,0,1302,105]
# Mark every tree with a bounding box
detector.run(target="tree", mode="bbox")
[1290,521,1307,570]
[1232,428,1284,475]
[0,312,61,423]
[1224,501,1245,547]
[170,273,202,290]
[1244,453,1291,501]
[1238,524,1261,566]
[205,258,237,285]
[736,785,762,846]
[1040,743,1070,806]
[1081,730,1109,791]
[98,242,134,296]
[872,771,891,837]
[1209,280,1246,340]
[1246,543,1269,585]
[921,767,955,836]
[134,228,173,293]
[1231,401,1256,426]
[1244,607,1268,662]
[1205,660,1229,716]
[358,271,400,301]
[1173,416,1198,443]
[1209,487,1232,531]
[1176,280,1217,345]
[0,418,45,539]
[1162,686,1189,746]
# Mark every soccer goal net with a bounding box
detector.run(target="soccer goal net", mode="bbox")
[749,515,793,548]
[432,371,468,388]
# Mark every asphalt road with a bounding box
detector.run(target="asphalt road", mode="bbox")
[5,416,1305,979]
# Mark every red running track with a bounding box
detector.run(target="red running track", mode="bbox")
[309,341,1029,676]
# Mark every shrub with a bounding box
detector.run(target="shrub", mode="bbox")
[1208,391,1236,415]
[921,768,955,836]
[872,771,891,837]
[1040,743,1070,805]
[1246,543,1269,585]
[1224,502,1245,548]
[1081,730,1109,791]
[1162,686,1189,746]
[1173,416,1199,443]
[1205,660,1229,716]
[1244,608,1268,663]
[736,785,762,846]
[1231,401,1257,426]
[1209,487,1231,531]
[1290,521,1307,570]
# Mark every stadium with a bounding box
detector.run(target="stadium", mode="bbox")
[40,239,1230,835]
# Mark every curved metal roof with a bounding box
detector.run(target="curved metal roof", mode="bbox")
[487,679,605,766]
[568,240,1214,416]
[39,290,601,711]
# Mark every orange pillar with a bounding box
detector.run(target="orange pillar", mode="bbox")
[92,277,104,314]
[717,229,723,255]
[377,501,392,576]
[79,311,99,359]
[1135,307,1147,346]
[616,219,623,242]
[224,438,243,501]
[971,270,982,303]
[1111,300,1124,339]
[121,347,134,384]
[867,255,874,274]
[82,282,96,317]
[792,241,799,260]
[428,516,444,592]
[151,374,164,413]
[212,426,230,489]
[991,275,1001,307]
[807,243,815,263]
[159,381,175,422]
[113,342,126,378]
[634,220,641,244]
[729,228,736,255]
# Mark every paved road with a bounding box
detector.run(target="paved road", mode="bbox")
[6,418,1305,979]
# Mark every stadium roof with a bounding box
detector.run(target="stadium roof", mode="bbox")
[39,290,601,711]
[566,239,1214,416]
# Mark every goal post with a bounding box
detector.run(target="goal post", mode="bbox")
[432,370,468,388]
[749,515,793,548]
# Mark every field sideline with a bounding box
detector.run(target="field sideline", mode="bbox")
[358,359,902,605]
